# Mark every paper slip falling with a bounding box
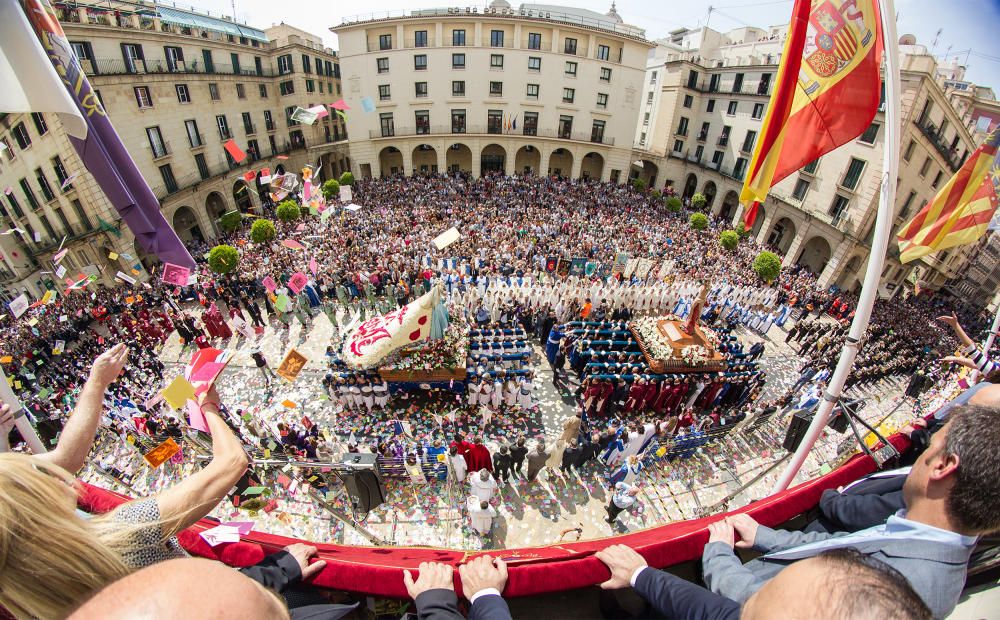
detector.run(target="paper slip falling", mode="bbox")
[143,437,181,468]
[289,107,318,125]
[432,227,461,250]
[221,521,255,535]
[161,263,191,287]
[306,104,329,119]
[8,294,29,319]
[199,524,242,547]
[276,348,308,382]
[161,376,196,409]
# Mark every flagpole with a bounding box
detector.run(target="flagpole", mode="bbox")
[771,0,901,493]
[981,302,1000,362]
[0,367,47,455]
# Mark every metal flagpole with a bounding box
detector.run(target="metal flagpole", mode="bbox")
[0,367,47,454]
[981,303,1000,359]
[771,0,901,493]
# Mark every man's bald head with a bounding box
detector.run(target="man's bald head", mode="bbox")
[70,558,289,620]
[742,549,930,620]
[968,383,1000,407]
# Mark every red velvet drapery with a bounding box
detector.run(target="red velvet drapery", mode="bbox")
[77,433,910,598]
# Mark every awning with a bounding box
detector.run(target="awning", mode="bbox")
[157,6,268,43]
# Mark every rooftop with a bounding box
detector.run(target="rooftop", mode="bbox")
[54,0,268,42]
[339,2,647,41]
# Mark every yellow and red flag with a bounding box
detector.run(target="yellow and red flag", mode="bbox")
[741,0,884,226]
[897,130,1000,263]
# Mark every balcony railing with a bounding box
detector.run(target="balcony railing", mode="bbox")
[188,133,206,148]
[366,124,615,145]
[686,79,772,97]
[915,119,963,173]
[244,123,257,135]
[88,57,275,78]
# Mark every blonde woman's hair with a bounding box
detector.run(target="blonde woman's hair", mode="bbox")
[0,455,151,619]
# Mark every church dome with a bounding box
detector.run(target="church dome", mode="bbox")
[606,1,623,23]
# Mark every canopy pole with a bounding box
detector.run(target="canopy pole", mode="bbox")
[771,0,901,493]
[982,304,1000,358]
[0,367,47,454]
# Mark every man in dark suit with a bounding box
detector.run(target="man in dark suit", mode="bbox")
[702,405,1000,618]
[805,469,907,533]
[593,544,930,620]
[509,436,528,477]
[404,556,512,620]
[560,440,580,473]
[493,444,513,484]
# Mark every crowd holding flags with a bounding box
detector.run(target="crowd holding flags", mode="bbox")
[741,0,884,228]
[897,129,1000,262]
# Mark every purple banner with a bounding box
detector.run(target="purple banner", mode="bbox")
[23,0,196,270]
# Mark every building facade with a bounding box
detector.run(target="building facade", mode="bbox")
[0,1,350,298]
[636,25,990,300]
[333,1,653,182]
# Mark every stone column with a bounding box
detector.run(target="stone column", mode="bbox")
[505,147,516,176]
[570,149,584,179]
[732,204,744,228]
[437,143,447,173]
[539,148,551,177]
[710,194,724,218]
[754,211,775,246]
[472,140,482,178]
[781,226,810,268]
[402,147,414,177]
[817,238,854,289]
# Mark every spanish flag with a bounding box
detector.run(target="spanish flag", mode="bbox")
[741,0,884,226]
[897,130,1000,263]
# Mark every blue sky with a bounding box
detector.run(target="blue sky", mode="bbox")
[204,0,1000,89]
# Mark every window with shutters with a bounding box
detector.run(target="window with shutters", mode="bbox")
[35,168,54,201]
[841,158,866,190]
[31,113,48,136]
[134,86,153,108]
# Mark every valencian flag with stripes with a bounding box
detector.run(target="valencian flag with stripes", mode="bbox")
[741,0,883,228]
[897,130,1000,263]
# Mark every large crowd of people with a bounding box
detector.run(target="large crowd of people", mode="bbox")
[1,171,997,618]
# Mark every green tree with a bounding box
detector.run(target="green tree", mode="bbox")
[665,196,682,213]
[276,200,300,222]
[339,171,355,186]
[753,251,782,283]
[631,178,646,192]
[735,221,751,237]
[689,212,709,230]
[691,192,708,211]
[720,230,739,251]
[651,189,662,200]
[250,218,277,244]
[218,211,242,233]
[208,244,239,274]
[321,179,340,201]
